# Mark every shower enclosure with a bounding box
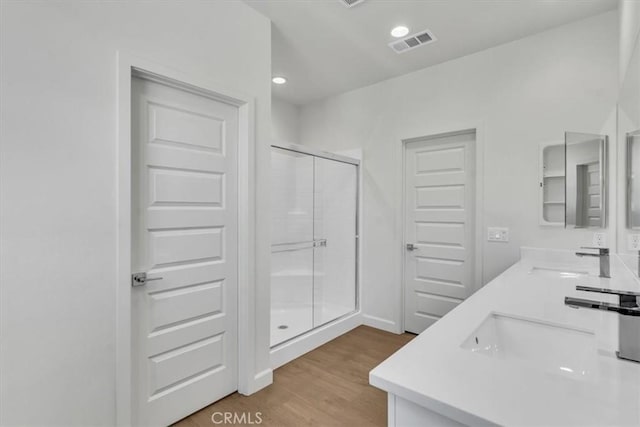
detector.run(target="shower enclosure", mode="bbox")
[270,143,359,347]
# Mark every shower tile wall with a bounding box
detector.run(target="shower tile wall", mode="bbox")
[271,152,314,245]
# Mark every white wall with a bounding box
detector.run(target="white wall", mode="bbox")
[299,12,619,333]
[272,96,301,144]
[619,0,640,84]
[0,2,272,426]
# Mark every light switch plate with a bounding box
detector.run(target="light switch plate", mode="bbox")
[487,227,509,242]
[592,232,607,248]
[628,234,640,251]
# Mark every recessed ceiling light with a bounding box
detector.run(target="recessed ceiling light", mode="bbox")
[391,26,409,38]
[272,76,287,85]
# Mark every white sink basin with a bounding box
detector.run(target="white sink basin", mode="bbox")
[529,266,590,278]
[461,312,596,379]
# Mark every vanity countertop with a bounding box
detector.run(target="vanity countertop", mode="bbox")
[369,248,640,426]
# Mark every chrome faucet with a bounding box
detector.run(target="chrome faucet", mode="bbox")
[575,247,610,278]
[565,286,640,363]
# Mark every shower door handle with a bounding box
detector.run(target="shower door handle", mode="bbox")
[271,239,327,253]
[314,239,327,247]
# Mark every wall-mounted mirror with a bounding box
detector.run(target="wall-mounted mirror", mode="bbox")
[627,130,640,228]
[565,132,608,229]
[616,26,640,263]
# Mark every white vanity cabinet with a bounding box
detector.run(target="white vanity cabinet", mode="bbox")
[387,395,465,427]
[539,141,565,226]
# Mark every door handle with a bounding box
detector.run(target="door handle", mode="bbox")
[314,239,327,247]
[131,272,163,287]
[406,243,417,251]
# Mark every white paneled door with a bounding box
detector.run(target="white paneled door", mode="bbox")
[582,162,601,227]
[404,131,475,334]
[131,76,238,426]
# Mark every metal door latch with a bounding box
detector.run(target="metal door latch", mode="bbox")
[406,243,417,251]
[131,272,163,287]
[314,239,328,247]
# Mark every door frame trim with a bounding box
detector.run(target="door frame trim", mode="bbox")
[115,51,259,425]
[398,125,485,333]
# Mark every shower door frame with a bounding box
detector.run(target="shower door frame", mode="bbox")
[270,142,361,348]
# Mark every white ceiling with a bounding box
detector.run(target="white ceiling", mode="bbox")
[244,0,617,105]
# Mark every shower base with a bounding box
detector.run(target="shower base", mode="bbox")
[270,304,355,347]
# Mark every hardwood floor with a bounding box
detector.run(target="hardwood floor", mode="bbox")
[174,326,415,427]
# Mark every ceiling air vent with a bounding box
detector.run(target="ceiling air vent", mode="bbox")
[389,29,436,54]
[339,0,365,8]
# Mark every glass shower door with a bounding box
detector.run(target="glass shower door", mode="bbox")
[313,157,357,327]
[270,146,358,347]
[270,148,315,346]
